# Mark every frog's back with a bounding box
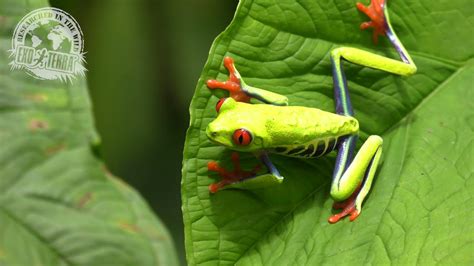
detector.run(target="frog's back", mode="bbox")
[258,104,359,158]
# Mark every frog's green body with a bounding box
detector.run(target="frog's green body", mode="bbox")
[207,99,358,156]
[205,0,416,223]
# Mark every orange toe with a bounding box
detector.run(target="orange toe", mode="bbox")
[356,0,387,44]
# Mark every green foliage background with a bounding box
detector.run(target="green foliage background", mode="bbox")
[52,0,238,264]
[2,0,237,264]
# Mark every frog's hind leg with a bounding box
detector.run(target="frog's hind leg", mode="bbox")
[330,0,417,99]
[326,0,415,223]
[328,136,383,223]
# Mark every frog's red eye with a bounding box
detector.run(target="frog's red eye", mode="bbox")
[233,128,252,146]
[216,98,227,112]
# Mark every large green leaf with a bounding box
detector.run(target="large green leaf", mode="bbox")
[182,0,473,264]
[0,0,178,265]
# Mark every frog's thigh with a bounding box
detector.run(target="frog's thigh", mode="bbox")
[330,135,383,202]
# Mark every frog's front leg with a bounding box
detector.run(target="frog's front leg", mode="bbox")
[207,152,284,193]
[207,152,262,193]
[207,56,288,106]
[207,57,252,103]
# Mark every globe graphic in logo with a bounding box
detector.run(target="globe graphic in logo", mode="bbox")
[10,8,85,82]
[25,21,73,54]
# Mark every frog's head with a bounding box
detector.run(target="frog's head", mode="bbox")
[206,97,266,152]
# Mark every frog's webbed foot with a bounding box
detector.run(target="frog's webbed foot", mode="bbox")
[207,57,289,106]
[328,135,383,224]
[356,0,387,44]
[206,57,251,103]
[208,152,285,193]
[208,152,261,193]
[328,183,362,223]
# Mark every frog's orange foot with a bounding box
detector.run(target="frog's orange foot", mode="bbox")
[329,183,362,223]
[328,204,360,224]
[356,0,387,44]
[208,152,261,193]
[207,57,251,103]
[329,199,360,223]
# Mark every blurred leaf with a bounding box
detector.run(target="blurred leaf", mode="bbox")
[0,1,179,265]
[182,0,473,264]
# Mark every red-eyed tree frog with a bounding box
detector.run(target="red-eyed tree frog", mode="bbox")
[205,0,416,223]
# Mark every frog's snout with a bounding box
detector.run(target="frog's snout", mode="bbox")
[206,124,218,139]
[206,121,232,147]
[207,129,218,138]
